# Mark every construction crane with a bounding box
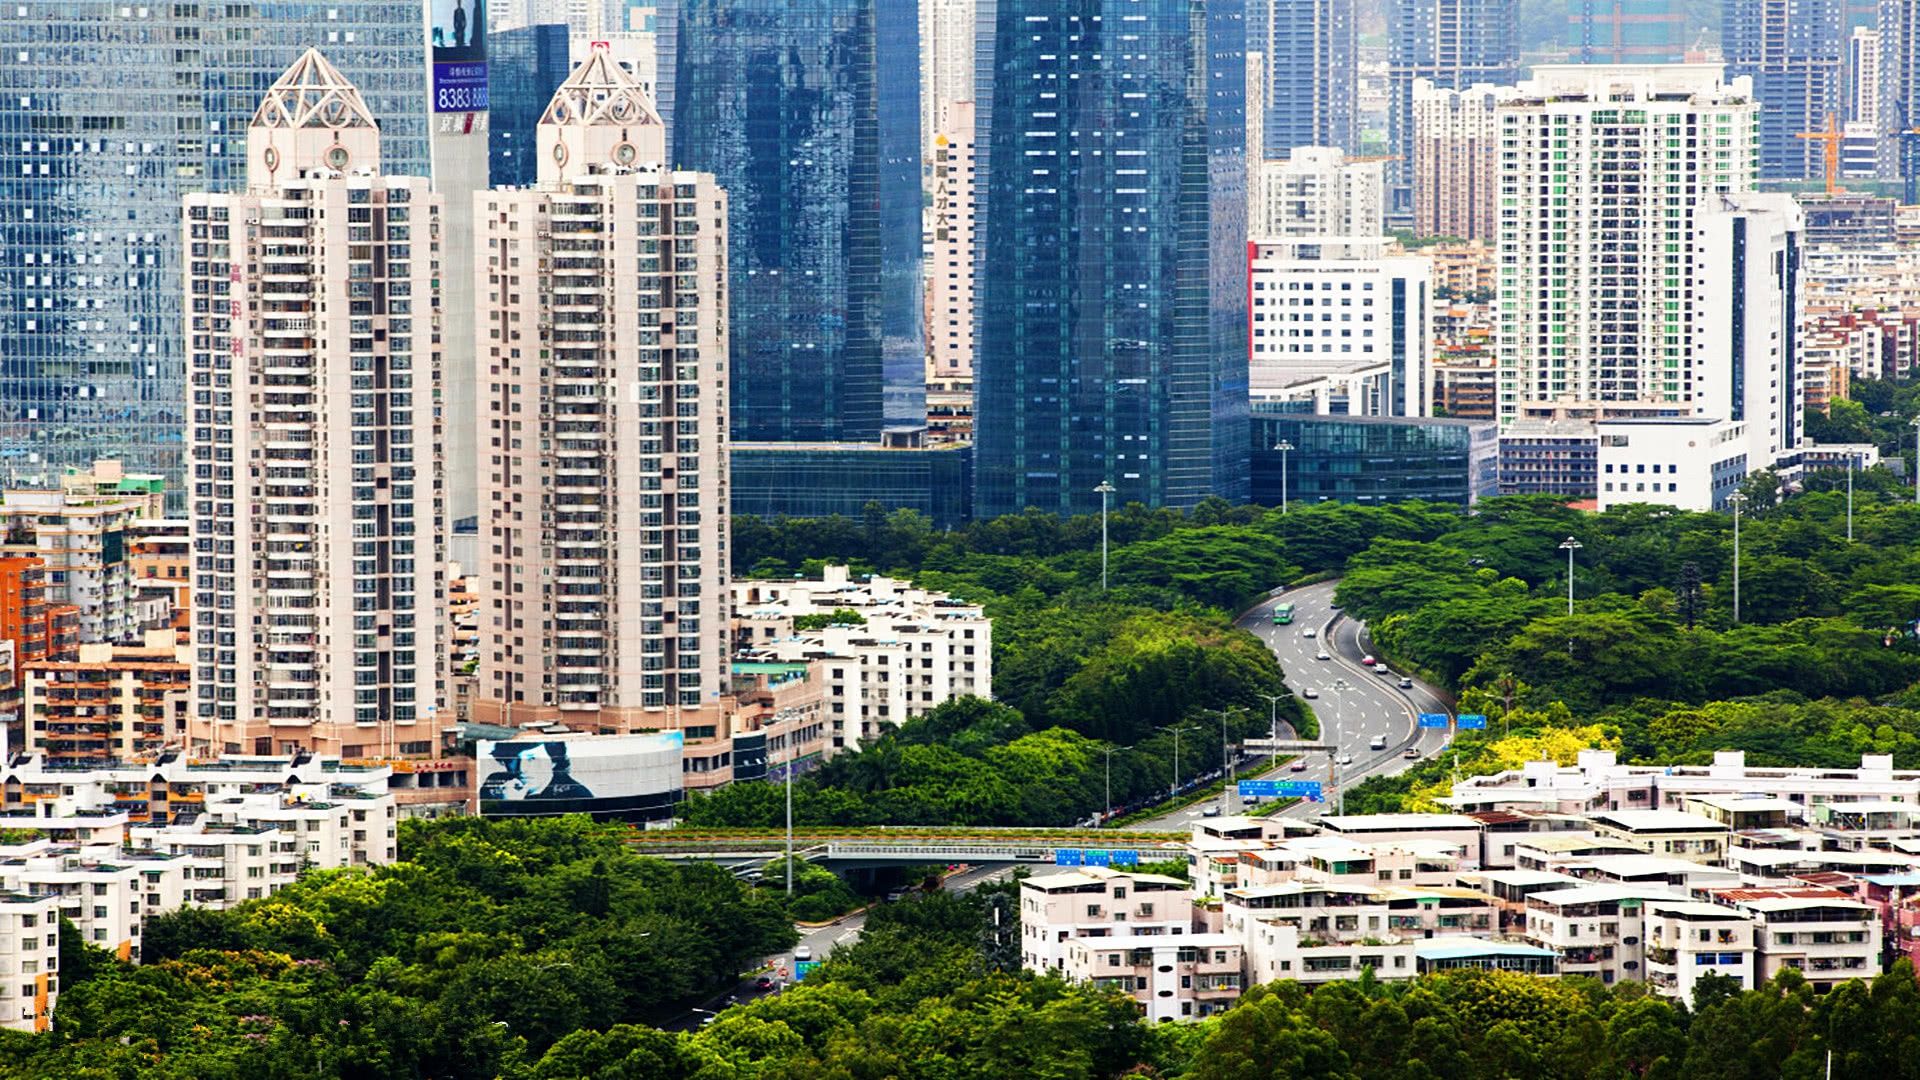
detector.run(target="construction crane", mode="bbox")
[1797,113,1845,196]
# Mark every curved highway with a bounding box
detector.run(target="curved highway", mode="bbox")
[1135,579,1454,830]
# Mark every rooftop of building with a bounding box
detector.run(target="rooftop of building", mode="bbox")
[1414,938,1558,961]
[1316,813,1483,832]
[1589,809,1729,833]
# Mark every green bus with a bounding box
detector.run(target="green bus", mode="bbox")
[1272,603,1295,625]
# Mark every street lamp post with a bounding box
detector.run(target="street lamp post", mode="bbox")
[1255,692,1286,754]
[1329,679,1350,815]
[1102,744,1132,822]
[778,709,796,896]
[1729,492,1748,624]
[1558,536,1583,617]
[1274,440,1295,514]
[1215,709,1237,815]
[1095,481,1116,591]
[1170,726,1195,796]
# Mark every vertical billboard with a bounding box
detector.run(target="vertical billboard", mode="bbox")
[430,0,489,112]
[477,732,683,821]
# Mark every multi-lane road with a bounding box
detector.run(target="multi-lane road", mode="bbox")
[1134,579,1454,829]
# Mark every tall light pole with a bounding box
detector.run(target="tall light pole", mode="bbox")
[1255,691,1286,755]
[777,708,796,896]
[1095,480,1116,591]
[1170,725,1196,796]
[1274,440,1295,514]
[1329,678,1350,816]
[1846,451,1855,543]
[1729,492,1748,624]
[1558,536,1582,617]
[1214,709,1237,815]
[1101,744,1132,822]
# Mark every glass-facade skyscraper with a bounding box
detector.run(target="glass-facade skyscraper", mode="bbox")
[657,0,887,444]
[489,24,574,188]
[1725,0,1843,180]
[1386,0,1518,220]
[1253,0,1357,157]
[0,3,428,497]
[974,0,1247,518]
[877,0,926,425]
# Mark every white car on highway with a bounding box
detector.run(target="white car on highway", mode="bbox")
[1301,687,1319,699]
[1301,627,1317,638]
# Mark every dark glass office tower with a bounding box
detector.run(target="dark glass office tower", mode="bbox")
[1387,0,1518,219]
[876,0,925,425]
[658,0,885,443]
[1254,0,1357,156]
[1725,0,1843,180]
[490,24,574,187]
[973,0,1247,518]
[0,4,427,498]
[1568,0,1686,62]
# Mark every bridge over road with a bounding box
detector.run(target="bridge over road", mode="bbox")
[626,828,1203,869]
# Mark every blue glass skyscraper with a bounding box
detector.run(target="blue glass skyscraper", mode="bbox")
[0,3,428,495]
[1725,0,1843,180]
[973,0,1248,518]
[657,0,886,443]
[489,24,573,188]
[876,0,925,425]
[1387,0,1518,219]
[1255,0,1357,156]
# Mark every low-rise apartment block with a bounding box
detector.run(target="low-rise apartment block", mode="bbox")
[0,891,57,1032]
[732,566,991,752]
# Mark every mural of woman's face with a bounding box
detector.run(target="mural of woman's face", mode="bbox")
[503,744,555,799]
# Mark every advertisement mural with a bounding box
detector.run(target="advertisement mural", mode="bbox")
[477,732,683,821]
[430,0,488,112]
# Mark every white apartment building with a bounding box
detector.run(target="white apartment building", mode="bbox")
[1495,66,1758,435]
[1063,933,1245,1022]
[1019,867,1197,974]
[732,566,991,751]
[1644,898,1756,1000]
[1520,883,1686,986]
[1720,887,1881,992]
[475,48,731,734]
[1252,147,1385,240]
[1596,194,1805,511]
[0,891,57,1032]
[924,98,975,443]
[1224,882,1422,985]
[1586,810,1732,865]
[184,51,446,757]
[1848,27,1880,127]
[1411,80,1505,244]
[1248,238,1432,417]
[1446,750,1920,818]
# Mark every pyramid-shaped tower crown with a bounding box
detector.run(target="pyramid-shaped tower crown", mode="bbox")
[537,43,666,184]
[247,48,381,187]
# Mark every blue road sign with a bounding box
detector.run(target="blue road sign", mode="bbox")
[1055,849,1084,866]
[1056,848,1140,866]
[1457,714,1488,730]
[1417,713,1451,729]
[1110,850,1140,866]
[1239,780,1323,800]
[1085,850,1113,867]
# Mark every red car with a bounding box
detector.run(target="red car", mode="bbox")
[1361,654,1376,666]
[1289,760,1309,772]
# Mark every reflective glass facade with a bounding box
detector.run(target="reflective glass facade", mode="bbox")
[1386,0,1517,212]
[489,23,572,188]
[1724,0,1843,180]
[1254,0,1356,156]
[876,0,925,424]
[658,0,885,443]
[974,0,1246,519]
[0,4,428,497]
[730,443,973,528]
[1250,410,1497,507]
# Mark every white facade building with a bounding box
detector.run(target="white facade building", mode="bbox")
[732,566,991,751]
[925,99,976,418]
[184,51,446,757]
[1252,147,1385,240]
[1411,80,1505,244]
[1248,238,1432,417]
[1596,194,1805,510]
[475,48,732,735]
[1019,867,1197,974]
[0,891,56,1032]
[1495,66,1758,436]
